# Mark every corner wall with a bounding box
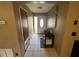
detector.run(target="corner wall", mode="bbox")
[54,1,79,57]
[54,2,69,56]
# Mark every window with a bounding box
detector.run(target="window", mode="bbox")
[47,17,55,28]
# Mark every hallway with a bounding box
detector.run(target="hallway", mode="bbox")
[0,1,79,57]
[24,34,58,57]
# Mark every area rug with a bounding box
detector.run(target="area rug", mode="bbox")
[40,38,45,48]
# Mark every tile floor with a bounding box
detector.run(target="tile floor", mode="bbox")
[24,34,58,57]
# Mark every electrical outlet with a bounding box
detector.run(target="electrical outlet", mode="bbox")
[72,32,76,36]
[0,21,5,24]
[15,53,18,56]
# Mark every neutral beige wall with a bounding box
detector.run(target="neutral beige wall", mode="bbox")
[54,2,69,56]
[60,2,79,56]
[0,2,21,56]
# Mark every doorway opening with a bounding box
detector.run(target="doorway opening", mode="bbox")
[34,16,38,34]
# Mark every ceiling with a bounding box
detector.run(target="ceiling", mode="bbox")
[25,2,55,13]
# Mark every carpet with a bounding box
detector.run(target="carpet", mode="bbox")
[40,38,45,48]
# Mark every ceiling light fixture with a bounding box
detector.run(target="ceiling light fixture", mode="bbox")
[38,6,42,9]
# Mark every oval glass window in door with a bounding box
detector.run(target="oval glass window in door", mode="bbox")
[40,18,44,28]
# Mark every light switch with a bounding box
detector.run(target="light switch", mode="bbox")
[72,32,76,36]
[74,20,78,25]
[0,20,5,24]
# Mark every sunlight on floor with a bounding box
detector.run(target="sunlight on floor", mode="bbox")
[24,34,58,57]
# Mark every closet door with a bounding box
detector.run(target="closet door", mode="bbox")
[20,8,29,41]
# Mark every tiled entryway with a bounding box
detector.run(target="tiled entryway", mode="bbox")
[24,34,58,57]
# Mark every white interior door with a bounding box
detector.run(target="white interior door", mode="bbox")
[38,16,47,34]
